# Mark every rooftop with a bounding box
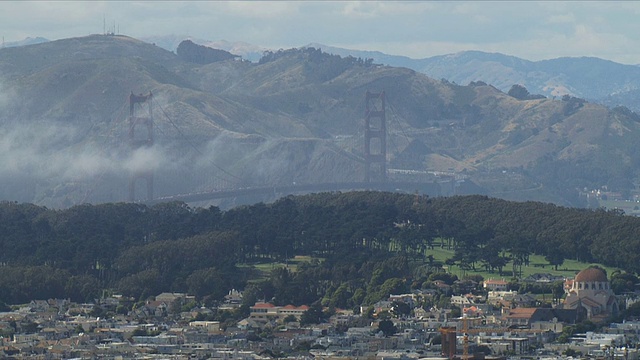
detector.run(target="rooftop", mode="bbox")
[575,267,608,283]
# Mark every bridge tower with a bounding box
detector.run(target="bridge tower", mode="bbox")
[128,91,154,201]
[364,91,387,182]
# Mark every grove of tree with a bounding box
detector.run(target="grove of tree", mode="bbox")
[0,192,639,308]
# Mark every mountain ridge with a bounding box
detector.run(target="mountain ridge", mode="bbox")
[308,43,640,112]
[9,35,640,110]
[1,34,639,208]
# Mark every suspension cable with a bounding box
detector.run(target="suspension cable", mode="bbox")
[152,97,248,185]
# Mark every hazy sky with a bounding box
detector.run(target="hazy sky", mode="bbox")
[2,1,640,64]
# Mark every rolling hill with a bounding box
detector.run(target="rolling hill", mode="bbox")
[310,43,640,112]
[0,34,639,208]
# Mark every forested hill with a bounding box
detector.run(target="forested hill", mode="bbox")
[0,192,638,307]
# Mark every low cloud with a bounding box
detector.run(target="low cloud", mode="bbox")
[0,120,176,203]
[123,146,167,174]
[0,81,14,111]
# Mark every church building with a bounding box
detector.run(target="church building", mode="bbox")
[562,266,618,322]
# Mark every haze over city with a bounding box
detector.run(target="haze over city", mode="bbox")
[2,1,640,64]
[3,4,640,360]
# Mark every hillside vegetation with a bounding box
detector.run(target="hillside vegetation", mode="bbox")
[312,44,640,112]
[0,192,638,307]
[1,35,640,207]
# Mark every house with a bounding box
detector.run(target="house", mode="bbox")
[131,333,178,345]
[523,273,564,283]
[450,295,474,307]
[224,289,243,305]
[503,308,538,327]
[361,300,393,317]
[462,305,483,317]
[249,302,279,323]
[279,304,309,319]
[145,301,168,317]
[503,307,579,328]
[487,290,518,307]
[432,280,452,295]
[130,301,168,319]
[388,294,417,308]
[510,293,537,308]
[476,334,531,355]
[28,300,50,313]
[155,292,195,304]
[484,279,508,292]
[248,302,309,324]
[189,321,221,334]
[453,279,479,294]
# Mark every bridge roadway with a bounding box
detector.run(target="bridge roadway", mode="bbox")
[146,181,454,206]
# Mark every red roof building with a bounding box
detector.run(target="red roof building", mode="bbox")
[484,279,508,291]
[249,302,309,324]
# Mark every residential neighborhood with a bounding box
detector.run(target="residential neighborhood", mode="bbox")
[2,267,640,359]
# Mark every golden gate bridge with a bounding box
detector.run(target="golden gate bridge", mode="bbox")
[87,90,467,207]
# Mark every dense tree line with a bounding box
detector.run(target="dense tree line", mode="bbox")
[0,192,639,306]
[507,84,546,100]
[176,40,238,64]
[258,47,375,83]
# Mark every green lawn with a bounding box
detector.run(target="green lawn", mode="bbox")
[599,198,640,216]
[422,239,618,281]
[241,240,617,284]
[242,255,322,282]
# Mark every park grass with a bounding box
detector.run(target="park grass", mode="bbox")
[421,239,618,281]
[241,240,617,284]
[242,255,322,282]
[599,198,640,216]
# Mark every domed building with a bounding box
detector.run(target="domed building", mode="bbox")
[563,266,618,321]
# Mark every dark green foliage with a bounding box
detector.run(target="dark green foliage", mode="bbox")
[0,266,71,303]
[557,321,597,343]
[624,301,640,319]
[21,321,40,334]
[283,315,297,323]
[612,106,640,122]
[116,269,163,301]
[65,275,101,303]
[563,348,582,357]
[610,271,639,294]
[428,272,459,285]
[0,301,9,312]
[177,40,238,64]
[507,84,546,100]
[508,84,531,100]
[545,252,564,270]
[186,267,227,300]
[130,327,160,337]
[561,94,585,115]
[259,47,374,81]
[476,344,492,355]
[377,319,397,336]
[300,301,326,325]
[391,301,412,317]
[1,192,640,306]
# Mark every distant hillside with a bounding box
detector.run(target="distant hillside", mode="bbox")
[142,35,266,62]
[2,36,49,48]
[176,40,238,64]
[1,35,639,208]
[311,44,640,112]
